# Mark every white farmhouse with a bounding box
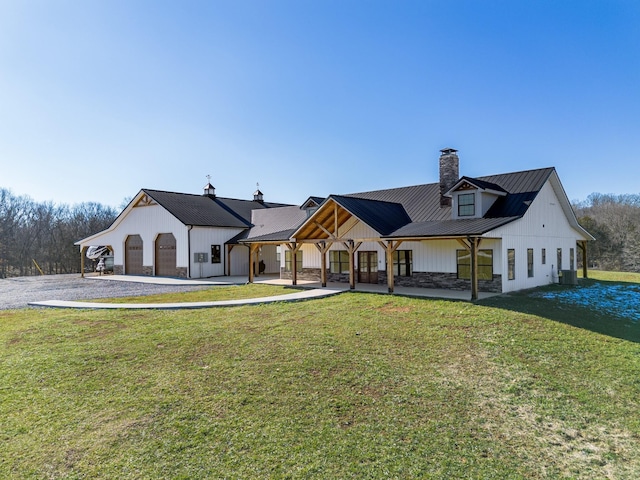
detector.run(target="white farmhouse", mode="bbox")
[239,149,594,299]
[77,148,593,299]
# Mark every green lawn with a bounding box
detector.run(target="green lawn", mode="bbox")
[2,272,640,478]
[89,283,291,304]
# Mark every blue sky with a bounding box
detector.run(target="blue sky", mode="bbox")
[1,0,639,208]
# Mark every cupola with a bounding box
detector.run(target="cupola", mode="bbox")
[203,175,216,197]
[253,183,264,203]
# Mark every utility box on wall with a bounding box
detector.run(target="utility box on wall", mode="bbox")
[194,252,209,263]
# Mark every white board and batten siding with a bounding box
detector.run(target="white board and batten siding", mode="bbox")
[285,221,504,279]
[487,178,584,293]
[189,226,246,278]
[90,203,188,269]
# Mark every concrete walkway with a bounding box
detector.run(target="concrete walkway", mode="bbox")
[31,287,343,310]
[28,274,497,309]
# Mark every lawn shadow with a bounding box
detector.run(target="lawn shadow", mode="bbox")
[478,279,640,344]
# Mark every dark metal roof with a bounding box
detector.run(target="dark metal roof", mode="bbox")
[346,183,451,222]
[300,196,326,209]
[387,217,520,238]
[142,189,291,228]
[329,195,413,236]
[343,167,555,237]
[452,176,508,193]
[237,167,558,242]
[241,205,309,242]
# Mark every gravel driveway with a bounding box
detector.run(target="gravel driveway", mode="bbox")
[0,274,211,310]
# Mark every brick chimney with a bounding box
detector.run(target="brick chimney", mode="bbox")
[439,148,459,207]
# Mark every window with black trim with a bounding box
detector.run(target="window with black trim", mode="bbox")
[508,249,515,280]
[329,250,349,274]
[458,193,475,216]
[570,248,575,270]
[456,249,493,280]
[527,248,534,277]
[542,248,546,265]
[211,245,221,264]
[285,250,302,273]
[392,250,412,277]
[557,248,563,270]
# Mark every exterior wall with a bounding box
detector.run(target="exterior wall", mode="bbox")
[230,244,250,276]
[256,245,279,274]
[189,226,245,278]
[452,190,501,219]
[487,180,582,293]
[81,204,252,278]
[279,233,503,293]
[83,204,188,275]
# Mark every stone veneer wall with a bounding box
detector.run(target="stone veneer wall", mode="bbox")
[112,265,187,278]
[378,271,502,293]
[280,267,322,282]
[327,272,350,283]
[279,267,502,293]
[176,267,188,278]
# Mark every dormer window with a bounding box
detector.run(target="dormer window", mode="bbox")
[458,193,475,216]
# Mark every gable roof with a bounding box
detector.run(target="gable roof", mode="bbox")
[327,195,413,236]
[447,176,508,195]
[235,205,310,243]
[282,167,558,241]
[142,189,290,228]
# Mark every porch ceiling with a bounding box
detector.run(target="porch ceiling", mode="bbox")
[294,199,353,241]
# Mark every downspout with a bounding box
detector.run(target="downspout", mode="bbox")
[187,226,193,279]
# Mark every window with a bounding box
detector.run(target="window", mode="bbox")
[329,250,349,274]
[557,248,563,270]
[211,245,221,264]
[458,193,475,216]
[284,250,302,273]
[570,248,575,270]
[542,248,546,265]
[508,249,515,280]
[457,249,493,280]
[527,248,534,277]
[392,250,412,277]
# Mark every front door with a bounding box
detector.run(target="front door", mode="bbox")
[358,251,378,284]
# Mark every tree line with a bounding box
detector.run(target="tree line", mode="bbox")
[573,193,640,272]
[0,188,118,278]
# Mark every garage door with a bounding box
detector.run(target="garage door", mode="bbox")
[155,233,176,277]
[125,235,144,275]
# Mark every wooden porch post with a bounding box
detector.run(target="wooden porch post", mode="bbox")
[314,241,332,287]
[378,240,404,293]
[342,240,361,290]
[469,236,479,301]
[348,240,355,290]
[291,242,299,286]
[580,240,588,279]
[248,244,259,283]
[226,244,234,276]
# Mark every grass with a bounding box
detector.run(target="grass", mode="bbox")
[2,272,640,478]
[88,283,291,304]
